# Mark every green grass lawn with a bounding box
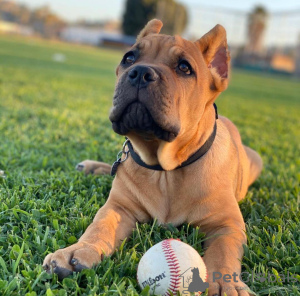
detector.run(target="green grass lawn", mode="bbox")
[0,35,299,296]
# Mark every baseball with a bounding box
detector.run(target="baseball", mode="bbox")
[137,239,208,296]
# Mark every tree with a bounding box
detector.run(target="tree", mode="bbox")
[0,1,65,38]
[31,6,66,38]
[156,0,187,35]
[122,0,187,37]
[245,6,268,54]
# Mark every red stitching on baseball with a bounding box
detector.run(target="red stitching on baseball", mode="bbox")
[162,239,181,296]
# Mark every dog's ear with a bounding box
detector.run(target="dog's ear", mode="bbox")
[195,24,230,91]
[137,19,163,41]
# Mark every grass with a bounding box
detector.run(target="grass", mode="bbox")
[0,34,299,296]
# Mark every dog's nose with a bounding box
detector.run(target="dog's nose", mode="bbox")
[128,66,158,88]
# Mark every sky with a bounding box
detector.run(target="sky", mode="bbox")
[14,0,300,46]
[16,0,300,22]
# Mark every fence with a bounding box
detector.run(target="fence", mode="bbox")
[187,5,300,48]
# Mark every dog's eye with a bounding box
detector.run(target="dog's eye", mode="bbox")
[122,52,136,65]
[178,61,192,75]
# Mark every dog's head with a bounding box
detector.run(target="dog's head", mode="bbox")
[109,19,230,170]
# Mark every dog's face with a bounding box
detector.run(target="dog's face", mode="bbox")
[109,20,230,170]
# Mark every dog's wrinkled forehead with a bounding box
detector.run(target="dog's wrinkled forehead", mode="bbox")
[132,35,199,66]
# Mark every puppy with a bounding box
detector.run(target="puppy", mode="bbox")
[43,19,262,296]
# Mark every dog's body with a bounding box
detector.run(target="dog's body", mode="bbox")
[43,20,262,295]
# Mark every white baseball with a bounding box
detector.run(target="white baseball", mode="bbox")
[137,239,208,296]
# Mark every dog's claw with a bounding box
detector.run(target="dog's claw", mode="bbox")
[70,258,78,266]
[73,262,88,272]
[54,266,73,280]
[76,164,84,171]
[43,260,73,279]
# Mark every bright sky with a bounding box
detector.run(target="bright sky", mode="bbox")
[16,0,300,22]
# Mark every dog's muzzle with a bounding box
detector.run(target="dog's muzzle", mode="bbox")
[110,101,178,142]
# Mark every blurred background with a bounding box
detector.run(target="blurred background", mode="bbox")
[0,0,300,76]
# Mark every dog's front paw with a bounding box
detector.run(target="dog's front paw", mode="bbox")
[76,160,111,175]
[207,275,254,296]
[43,242,102,280]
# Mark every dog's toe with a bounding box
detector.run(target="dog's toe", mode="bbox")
[76,163,85,171]
[70,257,89,272]
[42,243,102,280]
[208,282,221,296]
[75,160,111,175]
[43,252,74,280]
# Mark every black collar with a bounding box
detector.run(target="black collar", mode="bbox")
[111,103,218,175]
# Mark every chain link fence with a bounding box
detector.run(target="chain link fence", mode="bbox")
[187,5,300,48]
[185,5,300,75]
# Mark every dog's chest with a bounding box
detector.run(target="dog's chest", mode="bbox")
[136,169,211,225]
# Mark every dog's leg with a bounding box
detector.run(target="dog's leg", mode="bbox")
[195,200,253,296]
[243,146,263,186]
[43,194,139,279]
[76,160,111,175]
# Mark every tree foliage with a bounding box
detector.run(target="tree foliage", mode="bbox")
[0,1,65,38]
[122,0,187,37]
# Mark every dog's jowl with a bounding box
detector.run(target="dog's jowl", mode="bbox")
[43,19,263,296]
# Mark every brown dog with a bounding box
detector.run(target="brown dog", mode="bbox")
[43,20,263,295]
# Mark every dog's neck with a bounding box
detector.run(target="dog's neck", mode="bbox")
[127,103,217,171]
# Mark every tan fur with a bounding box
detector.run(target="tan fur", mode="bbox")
[195,24,231,92]
[43,21,263,296]
[137,19,163,41]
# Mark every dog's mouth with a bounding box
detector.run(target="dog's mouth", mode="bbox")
[110,102,178,142]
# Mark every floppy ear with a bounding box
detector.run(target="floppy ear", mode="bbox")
[195,24,230,91]
[137,19,163,41]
